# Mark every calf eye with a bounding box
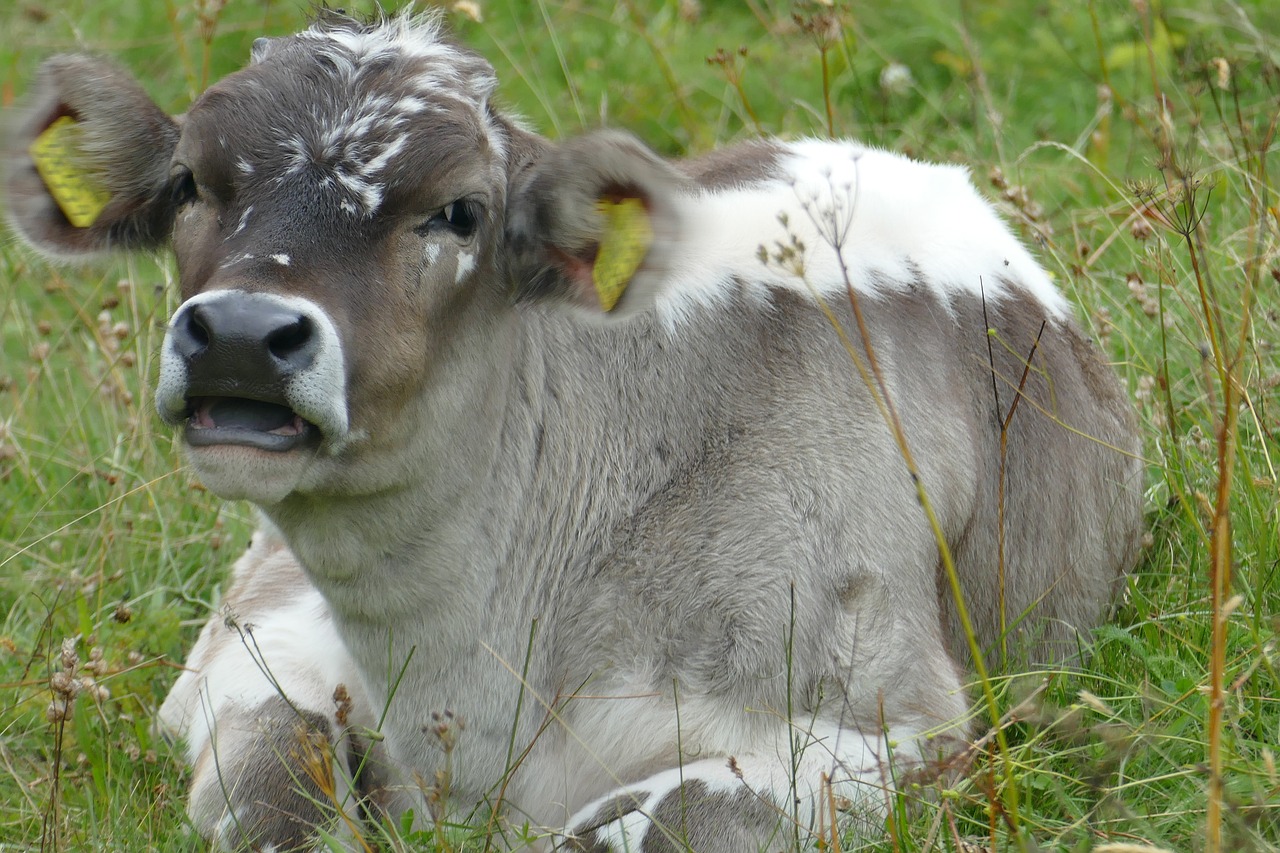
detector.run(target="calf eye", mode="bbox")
[171,166,198,206]
[417,200,478,239]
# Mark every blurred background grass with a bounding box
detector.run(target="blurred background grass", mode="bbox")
[1,0,1277,850]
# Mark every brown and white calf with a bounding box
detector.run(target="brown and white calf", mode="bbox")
[6,11,1143,852]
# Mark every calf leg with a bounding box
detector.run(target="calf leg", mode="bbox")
[158,525,377,850]
[558,719,922,853]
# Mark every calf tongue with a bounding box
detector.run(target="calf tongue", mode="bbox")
[205,398,297,433]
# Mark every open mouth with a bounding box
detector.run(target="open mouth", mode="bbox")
[184,396,319,452]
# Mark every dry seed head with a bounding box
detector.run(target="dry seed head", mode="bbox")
[50,670,77,697]
[46,699,70,724]
[795,10,842,46]
[334,684,353,727]
[879,62,913,96]
[1135,374,1156,403]
[60,638,78,671]
[451,1,482,23]
[426,709,465,751]
[1212,57,1230,90]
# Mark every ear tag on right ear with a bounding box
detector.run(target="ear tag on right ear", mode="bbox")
[29,116,111,229]
[592,197,652,312]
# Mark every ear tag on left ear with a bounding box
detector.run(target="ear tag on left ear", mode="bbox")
[29,116,111,229]
[592,197,652,312]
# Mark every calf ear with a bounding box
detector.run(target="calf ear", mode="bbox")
[5,54,180,259]
[505,130,686,318]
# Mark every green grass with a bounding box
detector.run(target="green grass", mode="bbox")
[1,0,1277,850]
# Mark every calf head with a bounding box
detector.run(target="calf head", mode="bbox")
[7,11,685,505]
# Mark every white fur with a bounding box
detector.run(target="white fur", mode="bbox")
[455,250,476,283]
[656,140,1067,327]
[228,206,253,239]
[301,14,468,73]
[158,529,368,763]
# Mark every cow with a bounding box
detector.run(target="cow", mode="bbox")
[5,10,1143,852]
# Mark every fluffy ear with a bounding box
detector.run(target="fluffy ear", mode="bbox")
[505,130,687,318]
[5,54,181,259]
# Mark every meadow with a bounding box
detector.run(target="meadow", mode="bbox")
[0,0,1276,850]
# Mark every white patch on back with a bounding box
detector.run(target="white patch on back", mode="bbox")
[270,254,290,266]
[656,140,1068,326]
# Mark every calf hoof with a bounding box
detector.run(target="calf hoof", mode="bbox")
[187,697,355,852]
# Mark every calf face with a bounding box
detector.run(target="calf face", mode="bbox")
[6,10,1143,852]
[11,14,525,504]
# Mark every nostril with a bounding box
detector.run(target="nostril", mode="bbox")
[267,315,315,365]
[172,303,211,360]
[186,306,211,348]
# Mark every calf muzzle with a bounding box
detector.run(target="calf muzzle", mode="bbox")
[168,292,322,452]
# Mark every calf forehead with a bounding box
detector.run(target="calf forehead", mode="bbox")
[184,14,500,219]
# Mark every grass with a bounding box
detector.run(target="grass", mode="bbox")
[1,0,1277,850]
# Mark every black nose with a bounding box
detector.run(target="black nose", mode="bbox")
[171,293,318,399]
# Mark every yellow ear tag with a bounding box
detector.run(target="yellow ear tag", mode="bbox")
[29,116,111,229]
[592,197,652,312]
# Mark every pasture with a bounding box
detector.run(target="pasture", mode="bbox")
[1,0,1276,850]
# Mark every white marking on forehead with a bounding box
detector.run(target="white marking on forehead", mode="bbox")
[395,96,427,114]
[236,158,255,175]
[271,254,291,267]
[334,170,383,216]
[655,140,1069,327]
[219,252,256,271]
[301,13,470,68]
[359,134,407,177]
[284,135,312,174]
[228,206,254,239]
[424,243,441,265]
[275,99,419,218]
[455,251,476,284]
[242,14,503,219]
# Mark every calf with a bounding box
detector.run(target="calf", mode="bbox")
[6,11,1143,852]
